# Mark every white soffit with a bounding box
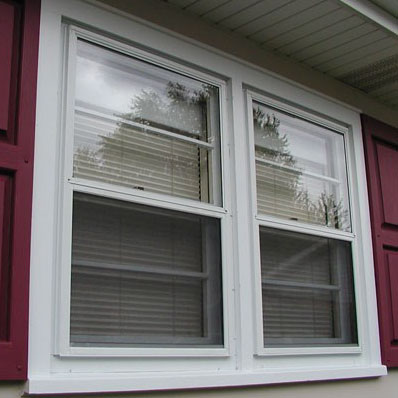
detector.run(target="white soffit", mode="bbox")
[370,0,398,18]
[164,0,398,110]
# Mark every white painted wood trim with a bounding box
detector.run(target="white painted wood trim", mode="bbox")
[26,365,387,395]
[29,0,385,392]
[338,0,398,36]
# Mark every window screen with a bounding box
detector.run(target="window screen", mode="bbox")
[70,193,223,347]
[260,227,357,346]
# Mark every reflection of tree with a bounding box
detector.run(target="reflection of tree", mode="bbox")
[122,82,214,137]
[254,107,348,230]
[295,190,349,230]
[74,81,215,200]
[253,108,296,167]
[73,147,100,177]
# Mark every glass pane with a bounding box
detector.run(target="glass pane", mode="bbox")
[73,40,221,205]
[253,102,351,231]
[263,287,336,340]
[260,227,357,346]
[70,193,223,347]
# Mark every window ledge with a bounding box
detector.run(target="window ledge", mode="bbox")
[27,365,387,395]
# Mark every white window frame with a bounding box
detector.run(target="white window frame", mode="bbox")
[57,25,233,359]
[246,91,361,356]
[28,0,386,394]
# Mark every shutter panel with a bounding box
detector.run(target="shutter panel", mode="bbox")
[387,254,398,342]
[0,2,15,134]
[362,115,398,366]
[0,175,12,342]
[0,0,40,380]
[376,143,398,225]
[70,193,223,347]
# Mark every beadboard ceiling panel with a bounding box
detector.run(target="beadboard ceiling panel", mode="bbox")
[164,0,398,110]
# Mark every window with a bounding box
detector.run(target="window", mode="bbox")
[248,96,358,353]
[57,30,230,356]
[28,3,386,393]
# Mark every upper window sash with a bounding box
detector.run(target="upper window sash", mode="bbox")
[63,27,226,210]
[246,91,353,235]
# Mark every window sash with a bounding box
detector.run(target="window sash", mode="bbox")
[251,99,351,232]
[56,27,229,357]
[246,92,358,353]
[258,226,357,347]
[72,38,223,206]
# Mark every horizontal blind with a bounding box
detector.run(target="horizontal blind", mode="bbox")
[71,267,203,344]
[263,287,334,339]
[260,227,357,346]
[73,39,222,205]
[73,106,206,201]
[256,161,340,226]
[253,102,350,231]
[70,193,223,347]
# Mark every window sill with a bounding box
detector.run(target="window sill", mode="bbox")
[26,365,387,395]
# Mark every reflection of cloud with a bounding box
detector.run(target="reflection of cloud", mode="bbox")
[75,39,208,119]
[287,128,326,166]
[75,56,142,113]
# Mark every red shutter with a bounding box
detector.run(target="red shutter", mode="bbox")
[0,0,40,380]
[0,2,15,135]
[362,115,398,367]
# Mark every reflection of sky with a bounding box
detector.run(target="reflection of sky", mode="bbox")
[282,122,327,167]
[254,104,345,177]
[76,55,140,113]
[75,40,207,113]
[75,40,213,136]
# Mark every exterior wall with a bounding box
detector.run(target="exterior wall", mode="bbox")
[20,0,397,396]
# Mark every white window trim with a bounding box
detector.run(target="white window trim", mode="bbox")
[57,25,234,358]
[28,0,386,394]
